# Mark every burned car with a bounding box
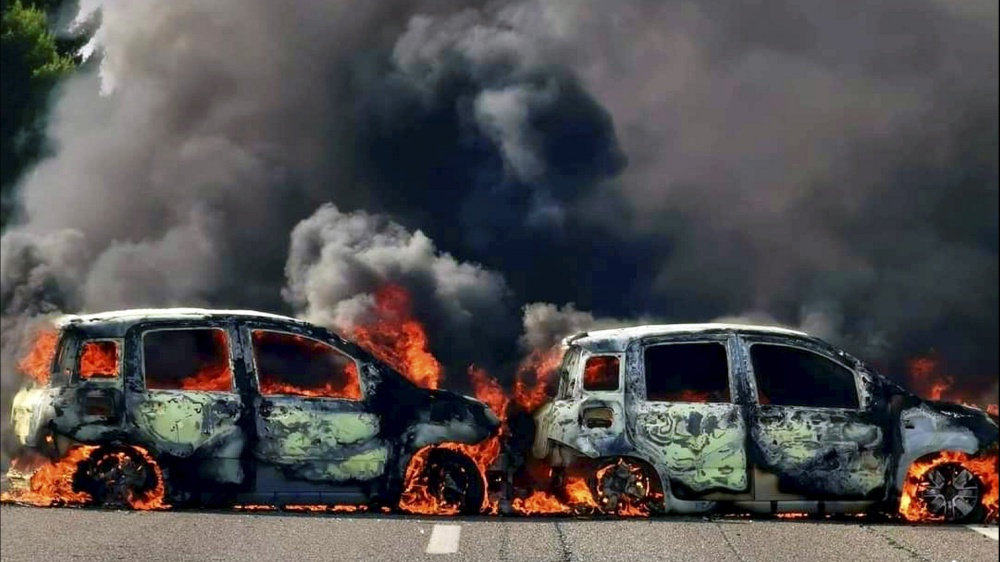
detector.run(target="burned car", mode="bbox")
[6,308,500,512]
[531,324,999,522]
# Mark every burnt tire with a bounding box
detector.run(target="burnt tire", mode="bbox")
[916,462,985,523]
[74,447,160,509]
[590,458,659,516]
[421,449,486,516]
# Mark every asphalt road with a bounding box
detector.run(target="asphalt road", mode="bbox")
[0,505,997,562]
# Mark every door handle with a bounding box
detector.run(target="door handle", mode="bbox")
[259,400,273,417]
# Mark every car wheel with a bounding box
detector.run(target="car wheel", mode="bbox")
[75,447,160,509]
[419,449,486,516]
[917,462,984,523]
[591,458,659,516]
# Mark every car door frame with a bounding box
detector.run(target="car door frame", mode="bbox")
[123,318,249,490]
[735,332,892,501]
[625,331,753,500]
[235,319,389,492]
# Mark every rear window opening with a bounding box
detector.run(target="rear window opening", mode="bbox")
[644,342,731,403]
[251,330,361,400]
[79,341,120,379]
[143,328,233,392]
[583,355,620,391]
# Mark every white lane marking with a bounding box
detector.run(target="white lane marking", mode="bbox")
[425,524,462,554]
[967,526,998,541]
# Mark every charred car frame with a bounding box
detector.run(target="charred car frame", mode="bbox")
[530,324,999,522]
[7,308,500,512]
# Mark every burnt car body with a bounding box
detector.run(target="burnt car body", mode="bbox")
[8,308,500,509]
[531,324,999,522]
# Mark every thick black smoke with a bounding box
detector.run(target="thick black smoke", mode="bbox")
[1,0,997,411]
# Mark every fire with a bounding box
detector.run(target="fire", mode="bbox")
[79,341,119,379]
[398,446,463,516]
[178,362,232,392]
[177,330,232,392]
[898,446,998,523]
[907,354,954,401]
[252,331,363,399]
[16,328,59,385]
[1,446,96,506]
[512,491,571,515]
[350,284,442,389]
[906,353,998,415]
[400,367,507,515]
[776,512,810,519]
[512,347,564,413]
[0,445,167,510]
[259,363,361,399]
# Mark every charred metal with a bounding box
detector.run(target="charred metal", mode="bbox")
[527,324,999,522]
[5,308,500,509]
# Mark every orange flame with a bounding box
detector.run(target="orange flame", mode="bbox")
[172,330,232,392]
[898,446,998,523]
[398,446,463,516]
[906,353,997,415]
[79,341,119,379]
[350,284,442,389]
[0,445,167,510]
[583,356,619,390]
[399,367,507,515]
[907,354,953,401]
[254,331,362,400]
[16,329,59,385]
[512,347,564,413]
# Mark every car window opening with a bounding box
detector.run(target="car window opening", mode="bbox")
[750,344,860,409]
[79,341,119,379]
[583,355,620,391]
[251,330,362,400]
[644,342,731,403]
[144,328,233,392]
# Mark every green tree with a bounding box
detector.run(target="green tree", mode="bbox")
[1,0,78,229]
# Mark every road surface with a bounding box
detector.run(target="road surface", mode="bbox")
[1,505,997,561]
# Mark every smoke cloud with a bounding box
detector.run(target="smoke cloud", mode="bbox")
[0,0,996,410]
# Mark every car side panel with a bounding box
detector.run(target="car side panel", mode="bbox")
[736,335,891,500]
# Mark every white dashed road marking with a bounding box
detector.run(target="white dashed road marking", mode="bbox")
[967,526,998,541]
[425,524,462,554]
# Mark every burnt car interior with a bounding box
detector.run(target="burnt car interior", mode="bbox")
[644,342,731,403]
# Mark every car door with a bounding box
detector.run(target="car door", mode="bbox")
[127,322,245,484]
[737,334,890,500]
[626,334,751,498]
[238,324,388,490]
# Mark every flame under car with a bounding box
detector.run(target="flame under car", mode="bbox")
[5,308,500,512]
[528,324,999,523]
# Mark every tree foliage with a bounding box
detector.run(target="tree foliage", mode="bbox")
[1,0,79,229]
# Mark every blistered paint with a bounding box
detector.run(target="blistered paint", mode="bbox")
[632,403,749,492]
[256,406,380,460]
[10,388,52,446]
[894,404,982,492]
[286,446,390,482]
[751,406,888,497]
[132,391,243,457]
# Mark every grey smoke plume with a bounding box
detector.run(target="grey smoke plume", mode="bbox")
[282,203,517,380]
[0,0,996,417]
[518,302,655,352]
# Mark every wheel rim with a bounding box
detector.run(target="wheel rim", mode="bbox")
[919,463,980,521]
[594,459,655,514]
[86,451,155,507]
[425,459,474,511]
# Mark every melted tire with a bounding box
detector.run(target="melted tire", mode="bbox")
[423,449,486,516]
[74,447,159,509]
